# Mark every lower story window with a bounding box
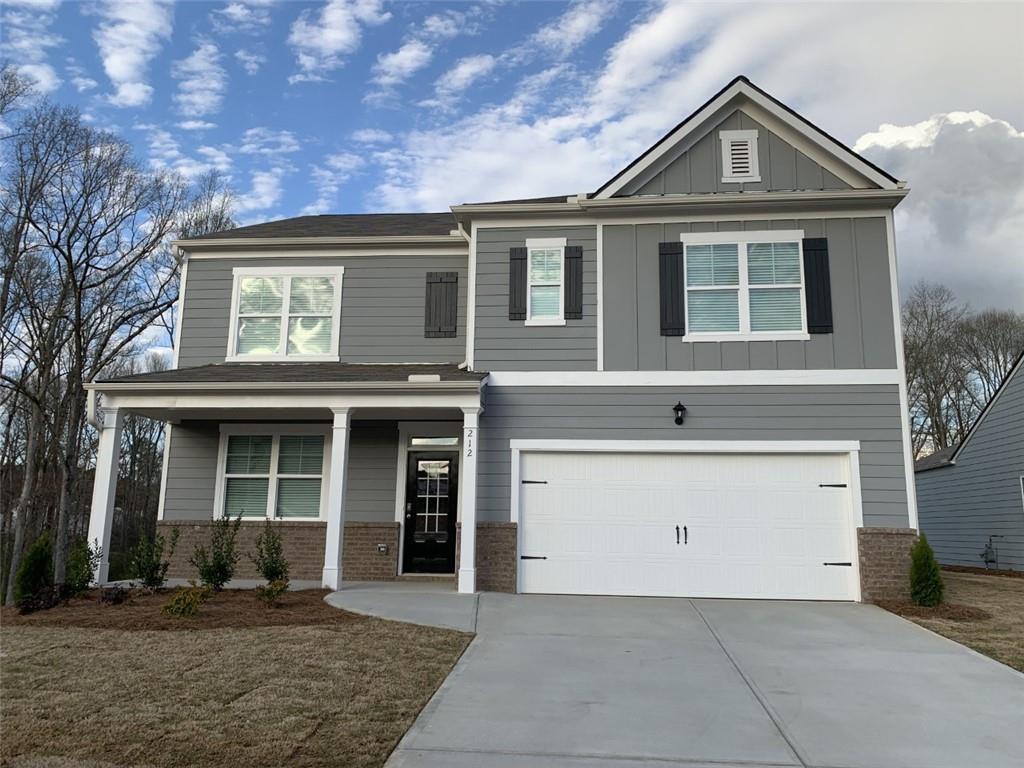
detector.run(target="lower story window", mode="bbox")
[222,433,325,519]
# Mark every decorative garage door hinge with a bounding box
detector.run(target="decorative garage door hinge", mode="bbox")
[818,483,847,488]
[520,555,548,560]
[823,562,852,566]
[521,479,548,484]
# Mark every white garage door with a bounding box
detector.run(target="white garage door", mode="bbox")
[518,450,858,601]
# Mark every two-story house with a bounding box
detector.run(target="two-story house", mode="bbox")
[85,76,918,602]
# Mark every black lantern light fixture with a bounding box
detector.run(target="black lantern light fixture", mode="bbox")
[673,401,687,425]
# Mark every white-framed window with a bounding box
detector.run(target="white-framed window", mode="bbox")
[525,237,565,326]
[227,266,344,362]
[720,129,760,183]
[214,425,331,521]
[682,230,808,341]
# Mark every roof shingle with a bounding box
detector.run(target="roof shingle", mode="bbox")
[187,212,457,241]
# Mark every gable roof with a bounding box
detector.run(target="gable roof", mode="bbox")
[186,212,457,242]
[593,75,901,199]
[947,349,1024,465]
[914,444,957,473]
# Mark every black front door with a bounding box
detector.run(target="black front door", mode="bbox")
[402,452,458,573]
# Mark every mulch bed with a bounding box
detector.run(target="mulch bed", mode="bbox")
[875,600,992,622]
[0,588,364,631]
[942,565,1023,579]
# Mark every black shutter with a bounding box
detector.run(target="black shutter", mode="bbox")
[564,245,583,320]
[509,247,527,320]
[425,272,458,338]
[659,241,686,336]
[803,238,833,334]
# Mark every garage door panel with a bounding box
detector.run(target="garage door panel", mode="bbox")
[519,450,856,601]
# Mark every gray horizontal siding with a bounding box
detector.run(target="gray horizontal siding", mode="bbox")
[474,226,597,370]
[161,420,399,524]
[603,217,897,371]
[476,385,910,528]
[622,109,851,196]
[917,369,1024,569]
[178,255,467,367]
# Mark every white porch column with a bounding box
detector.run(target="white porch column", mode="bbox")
[458,407,480,594]
[322,408,351,590]
[86,408,124,584]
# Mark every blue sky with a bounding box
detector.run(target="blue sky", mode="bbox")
[3,1,1023,309]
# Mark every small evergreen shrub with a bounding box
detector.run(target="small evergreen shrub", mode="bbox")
[910,533,944,607]
[65,538,102,597]
[162,584,212,618]
[256,579,290,607]
[17,586,62,615]
[189,515,242,591]
[14,533,53,604]
[250,520,289,583]
[128,528,180,589]
[99,584,130,605]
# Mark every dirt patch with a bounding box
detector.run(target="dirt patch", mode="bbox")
[875,600,991,621]
[0,588,363,631]
[943,565,1023,579]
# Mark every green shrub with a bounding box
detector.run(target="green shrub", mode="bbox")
[250,520,289,583]
[128,528,180,589]
[64,538,102,597]
[189,515,241,591]
[14,533,53,603]
[255,579,289,607]
[910,533,944,607]
[162,584,212,618]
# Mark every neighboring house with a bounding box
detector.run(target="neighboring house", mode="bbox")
[915,352,1024,571]
[85,76,920,602]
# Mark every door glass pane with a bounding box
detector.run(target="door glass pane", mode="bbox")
[410,436,459,446]
[289,276,334,314]
[686,244,738,286]
[278,435,324,474]
[225,435,272,474]
[276,478,321,518]
[416,460,450,534]
[237,317,281,355]
[688,289,740,332]
[224,477,268,518]
[528,249,561,282]
[749,288,802,331]
[288,316,332,355]
[529,285,560,319]
[238,276,283,314]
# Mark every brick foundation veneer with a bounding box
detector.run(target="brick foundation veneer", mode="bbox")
[456,522,518,593]
[857,527,918,603]
[156,521,399,582]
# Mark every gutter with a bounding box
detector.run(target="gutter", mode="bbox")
[172,234,466,250]
[84,379,485,392]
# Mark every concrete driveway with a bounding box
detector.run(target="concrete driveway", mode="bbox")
[385,593,1024,768]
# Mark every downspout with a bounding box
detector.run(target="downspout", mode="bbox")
[86,388,99,430]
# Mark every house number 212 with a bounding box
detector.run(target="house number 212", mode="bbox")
[464,428,474,457]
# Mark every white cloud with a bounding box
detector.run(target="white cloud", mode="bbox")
[287,0,391,84]
[211,1,273,34]
[352,128,392,144]
[423,54,496,109]
[420,11,462,41]
[301,152,366,215]
[857,112,1024,311]
[236,167,286,213]
[527,0,616,58]
[371,39,433,88]
[1,1,64,93]
[235,48,266,75]
[238,127,301,156]
[92,0,174,107]
[135,124,233,180]
[172,40,228,117]
[67,61,99,92]
[178,120,217,131]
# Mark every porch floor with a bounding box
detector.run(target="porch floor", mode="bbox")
[326,581,478,632]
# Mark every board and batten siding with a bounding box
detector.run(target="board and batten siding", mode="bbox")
[620,109,852,196]
[476,385,911,528]
[162,420,399,523]
[603,217,897,371]
[177,255,467,367]
[916,368,1024,569]
[474,226,597,370]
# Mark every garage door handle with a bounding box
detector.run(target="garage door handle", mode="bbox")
[520,555,547,560]
[823,561,852,566]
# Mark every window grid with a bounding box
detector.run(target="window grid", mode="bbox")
[221,433,325,520]
[416,461,450,534]
[526,246,564,323]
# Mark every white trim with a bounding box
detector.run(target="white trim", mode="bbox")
[100,389,484,414]
[394,421,463,576]
[226,266,345,363]
[484,369,903,387]
[885,211,919,531]
[323,408,351,589]
[188,248,467,260]
[720,129,761,183]
[459,407,481,593]
[171,256,188,369]
[681,229,804,245]
[596,223,604,371]
[510,438,864,601]
[525,238,566,325]
[949,353,1024,464]
[87,408,124,584]
[156,422,172,522]
[466,221,477,368]
[213,424,332,522]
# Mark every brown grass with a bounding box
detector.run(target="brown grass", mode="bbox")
[0,592,471,768]
[882,571,1024,672]
[942,564,1023,579]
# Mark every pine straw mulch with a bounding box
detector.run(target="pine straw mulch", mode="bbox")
[874,600,991,621]
[0,587,363,631]
[942,564,1023,579]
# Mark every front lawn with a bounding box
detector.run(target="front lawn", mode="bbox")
[1,589,471,768]
[881,570,1024,672]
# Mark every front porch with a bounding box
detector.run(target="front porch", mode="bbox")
[84,363,491,594]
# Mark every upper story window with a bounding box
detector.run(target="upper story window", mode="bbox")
[720,129,760,183]
[683,231,807,341]
[228,266,344,361]
[526,237,565,326]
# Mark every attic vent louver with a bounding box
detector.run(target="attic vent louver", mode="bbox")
[720,129,760,183]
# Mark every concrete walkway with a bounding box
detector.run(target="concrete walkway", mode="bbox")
[324,586,1024,768]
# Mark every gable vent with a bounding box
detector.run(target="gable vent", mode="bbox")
[720,129,760,183]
